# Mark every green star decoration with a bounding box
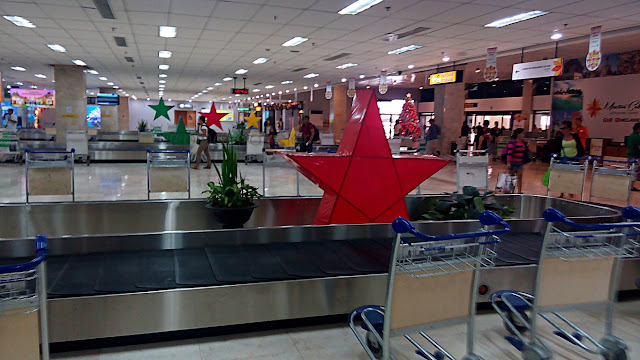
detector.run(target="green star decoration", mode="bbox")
[160,117,190,145]
[148,97,174,121]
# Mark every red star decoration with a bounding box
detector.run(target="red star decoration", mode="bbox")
[200,101,226,130]
[280,90,450,225]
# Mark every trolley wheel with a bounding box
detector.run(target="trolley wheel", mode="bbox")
[522,343,551,360]
[600,336,627,360]
[365,331,383,359]
[504,311,529,335]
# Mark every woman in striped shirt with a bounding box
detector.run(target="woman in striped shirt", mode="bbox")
[506,128,526,194]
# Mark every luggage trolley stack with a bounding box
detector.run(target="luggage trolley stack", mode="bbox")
[589,157,637,205]
[0,235,49,360]
[0,129,21,163]
[146,149,191,200]
[25,149,75,203]
[456,150,489,191]
[349,211,511,360]
[491,207,640,360]
[546,155,590,201]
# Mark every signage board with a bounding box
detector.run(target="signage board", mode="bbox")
[512,58,563,80]
[10,89,55,108]
[428,70,462,85]
[231,88,249,95]
[464,102,478,108]
[96,93,119,105]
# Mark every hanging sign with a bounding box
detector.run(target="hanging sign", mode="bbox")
[325,83,332,100]
[310,87,313,102]
[512,114,526,129]
[483,47,498,82]
[294,88,298,101]
[512,58,563,80]
[379,73,388,94]
[586,26,602,71]
[347,78,356,98]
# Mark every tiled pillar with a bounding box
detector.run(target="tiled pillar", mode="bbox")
[53,65,86,144]
[98,87,119,132]
[522,79,533,130]
[434,83,465,156]
[331,85,348,143]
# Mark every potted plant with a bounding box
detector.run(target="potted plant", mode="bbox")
[203,139,260,228]
[137,120,148,132]
[417,186,515,221]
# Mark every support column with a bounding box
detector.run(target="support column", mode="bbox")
[434,83,465,156]
[330,85,348,143]
[118,96,129,131]
[53,65,86,144]
[98,87,119,132]
[521,79,533,130]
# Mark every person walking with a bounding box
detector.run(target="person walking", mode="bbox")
[554,120,585,198]
[627,122,640,191]
[299,115,315,152]
[573,117,589,150]
[425,118,441,155]
[458,120,470,151]
[490,121,502,160]
[506,128,527,194]
[192,115,211,170]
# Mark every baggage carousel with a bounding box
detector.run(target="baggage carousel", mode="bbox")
[1,195,639,343]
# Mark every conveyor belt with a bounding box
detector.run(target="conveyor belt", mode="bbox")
[15,234,545,298]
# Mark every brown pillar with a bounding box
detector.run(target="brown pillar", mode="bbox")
[434,83,465,156]
[521,79,533,130]
[331,85,348,143]
[118,96,129,131]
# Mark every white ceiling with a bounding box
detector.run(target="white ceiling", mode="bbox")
[0,0,639,102]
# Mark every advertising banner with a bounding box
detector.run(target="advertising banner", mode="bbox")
[483,47,498,82]
[347,78,356,98]
[512,58,563,80]
[10,89,55,108]
[552,73,640,141]
[325,83,332,100]
[586,26,602,71]
[379,73,388,94]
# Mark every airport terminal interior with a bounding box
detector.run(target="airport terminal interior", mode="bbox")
[2,0,640,359]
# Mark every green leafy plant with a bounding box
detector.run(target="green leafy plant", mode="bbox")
[202,138,260,208]
[137,120,148,132]
[420,186,515,221]
[229,123,247,145]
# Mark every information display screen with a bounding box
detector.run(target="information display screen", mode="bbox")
[97,93,119,105]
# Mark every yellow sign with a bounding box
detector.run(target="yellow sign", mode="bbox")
[429,71,457,85]
[61,114,78,118]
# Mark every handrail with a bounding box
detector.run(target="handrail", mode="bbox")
[392,211,511,242]
[0,234,47,274]
[543,207,640,230]
[146,148,189,154]
[25,148,75,154]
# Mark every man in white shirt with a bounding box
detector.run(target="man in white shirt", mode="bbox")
[2,109,17,130]
[192,115,211,170]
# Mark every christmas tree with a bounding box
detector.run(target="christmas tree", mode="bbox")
[398,93,421,141]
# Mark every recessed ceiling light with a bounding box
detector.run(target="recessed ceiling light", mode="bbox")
[253,57,270,64]
[159,64,169,70]
[550,31,563,40]
[159,85,165,88]
[47,44,67,52]
[407,64,415,69]
[442,54,451,62]
[271,92,275,95]
[202,90,208,93]
[35,74,46,78]
[158,26,177,38]
[159,80,166,84]
[282,37,308,47]
[214,83,222,86]
[366,85,370,89]
[285,90,290,93]
[15,82,23,85]
[293,88,297,91]
[388,45,422,55]
[99,77,108,81]
[207,87,214,90]
[72,59,87,66]
[341,78,347,82]
[235,69,248,75]
[314,83,319,88]
[253,89,260,92]
[338,0,383,15]
[147,98,150,101]
[132,95,137,100]
[30,85,37,89]
[484,10,549,28]
[3,15,36,28]
[475,68,481,73]
[419,86,424,89]
[113,86,119,89]
[303,73,319,78]
[281,80,293,84]
[168,99,171,102]
[159,74,168,78]
[107,82,114,85]
[11,66,26,71]
[359,74,365,79]
[303,86,308,90]
[223,77,233,81]
[336,63,358,69]
[278,91,283,94]
[158,50,172,58]
[86,69,99,75]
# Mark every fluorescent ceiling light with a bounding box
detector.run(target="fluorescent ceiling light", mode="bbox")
[86,69,99,75]
[550,31,563,40]
[202,90,208,93]
[338,0,383,15]
[484,10,549,28]
[341,78,347,82]
[47,44,67,52]
[303,73,319,78]
[159,74,168,78]
[159,26,177,38]
[223,77,233,81]
[107,82,114,85]
[30,85,37,88]
[303,86,308,90]
[281,80,293,84]
[99,77,108,81]
[159,80,166,84]
[214,82,222,86]
[159,65,170,71]
[11,66,26,71]
[3,15,36,28]
[35,74,47,78]
[16,82,23,85]
[265,85,275,89]
[147,98,150,101]
[132,95,137,100]
[113,86,119,89]
[278,91,282,94]
[253,57,270,64]
[282,37,308,47]
[235,69,248,74]
[158,50,172,58]
[442,55,450,62]
[72,59,87,66]
[207,87,214,90]
[314,83,319,88]
[388,45,422,55]
[253,89,260,92]
[336,63,358,69]
[359,74,365,79]
[407,64,415,69]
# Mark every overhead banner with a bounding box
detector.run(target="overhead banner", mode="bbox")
[429,71,459,85]
[325,83,332,100]
[512,58,563,80]
[552,73,640,142]
[586,25,602,71]
[512,113,526,129]
[10,89,55,108]
[483,47,498,82]
[379,73,388,94]
[347,78,356,98]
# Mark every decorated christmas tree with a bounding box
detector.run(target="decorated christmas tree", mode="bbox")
[398,93,421,141]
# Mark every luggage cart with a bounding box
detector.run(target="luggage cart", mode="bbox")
[349,211,510,360]
[146,149,191,200]
[0,130,21,163]
[0,234,49,360]
[25,149,75,203]
[546,155,590,201]
[491,207,639,360]
[456,150,489,191]
[589,157,636,205]
[246,133,265,163]
[66,130,90,165]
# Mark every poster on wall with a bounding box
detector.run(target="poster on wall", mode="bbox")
[586,26,602,71]
[10,89,55,108]
[484,47,498,82]
[87,105,101,128]
[558,50,640,80]
[552,73,640,141]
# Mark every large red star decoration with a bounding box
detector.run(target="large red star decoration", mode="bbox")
[200,101,226,130]
[280,90,450,225]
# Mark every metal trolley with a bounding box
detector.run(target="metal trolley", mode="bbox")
[456,150,489,191]
[349,211,510,360]
[491,207,640,360]
[546,155,590,201]
[146,149,191,200]
[25,149,75,203]
[589,157,637,205]
[0,129,21,163]
[0,235,49,360]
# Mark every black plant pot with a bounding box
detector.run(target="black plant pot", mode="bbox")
[206,203,258,228]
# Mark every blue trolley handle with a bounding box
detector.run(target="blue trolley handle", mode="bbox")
[592,156,638,164]
[621,206,640,220]
[25,148,75,154]
[146,148,190,154]
[543,207,640,230]
[0,234,47,274]
[551,154,590,162]
[392,211,511,245]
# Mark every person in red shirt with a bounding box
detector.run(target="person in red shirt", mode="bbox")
[506,128,527,194]
[299,115,315,152]
[573,117,589,150]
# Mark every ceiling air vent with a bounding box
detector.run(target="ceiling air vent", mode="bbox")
[92,0,116,20]
[253,82,262,86]
[114,36,127,47]
[384,26,430,41]
[291,67,307,72]
[324,53,350,61]
[124,56,134,63]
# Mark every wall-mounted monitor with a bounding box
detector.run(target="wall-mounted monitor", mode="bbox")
[97,93,119,105]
